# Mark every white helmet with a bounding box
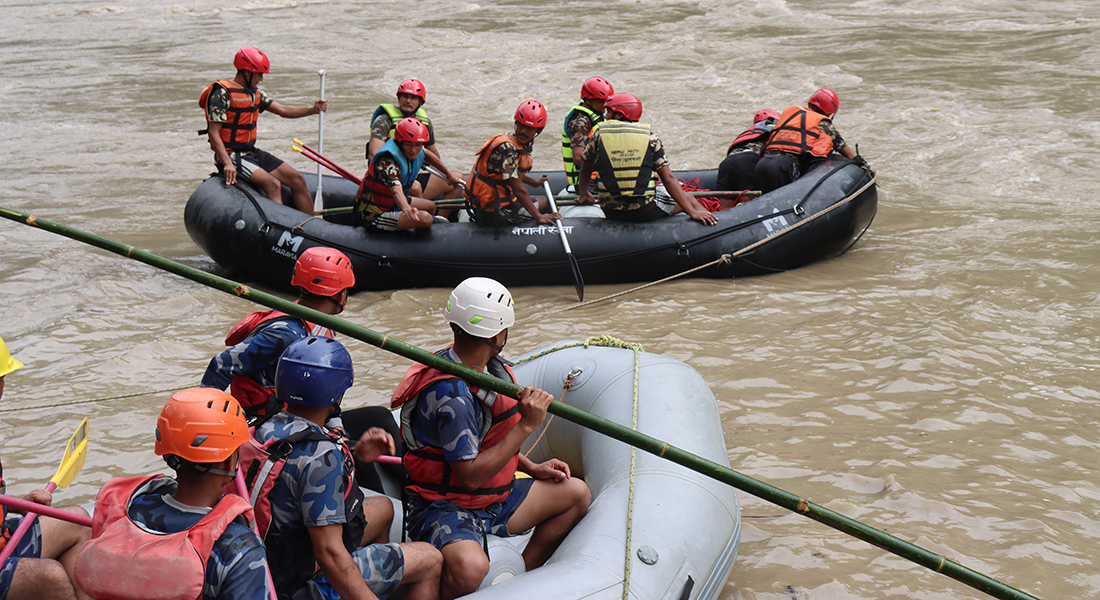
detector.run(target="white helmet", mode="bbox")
[444,277,515,338]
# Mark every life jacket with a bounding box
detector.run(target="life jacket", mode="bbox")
[199,80,261,152]
[73,475,253,600]
[372,104,432,140]
[238,424,367,595]
[390,352,522,509]
[223,310,334,413]
[354,137,426,216]
[727,124,775,154]
[764,106,835,157]
[561,103,604,187]
[592,121,657,200]
[464,133,533,214]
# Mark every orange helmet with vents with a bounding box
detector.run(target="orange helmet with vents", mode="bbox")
[155,388,248,464]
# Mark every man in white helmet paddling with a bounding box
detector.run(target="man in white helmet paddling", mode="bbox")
[390,278,591,600]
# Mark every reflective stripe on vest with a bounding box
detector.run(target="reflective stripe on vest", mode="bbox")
[592,121,657,199]
[764,106,835,157]
[464,133,532,213]
[355,138,426,215]
[391,354,522,509]
[73,475,253,600]
[561,103,604,186]
[372,104,432,140]
[199,80,260,152]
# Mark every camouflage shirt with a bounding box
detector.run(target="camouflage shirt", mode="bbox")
[581,125,670,212]
[205,85,274,124]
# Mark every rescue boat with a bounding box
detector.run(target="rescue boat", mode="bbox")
[370,339,742,600]
[184,158,876,293]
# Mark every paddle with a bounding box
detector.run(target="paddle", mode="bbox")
[0,206,1040,600]
[313,70,326,213]
[0,494,92,528]
[543,181,584,301]
[0,417,88,563]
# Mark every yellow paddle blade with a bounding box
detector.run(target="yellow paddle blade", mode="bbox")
[49,417,89,489]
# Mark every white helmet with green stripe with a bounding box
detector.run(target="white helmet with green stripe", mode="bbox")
[444,277,515,338]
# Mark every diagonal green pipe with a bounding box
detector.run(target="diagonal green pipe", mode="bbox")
[0,205,1040,600]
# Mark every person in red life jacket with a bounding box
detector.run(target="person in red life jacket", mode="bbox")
[716,108,780,193]
[576,94,718,225]
[242,336,442,600]
[201,246,354,419]
[753,88,857,194]
[392,278,591,600]
[464,101,560,228]
[353,117,461,232]
[73,388,269,600]
[200,47,327,215]
[561,77,613,192]
[0,335,93,600]
[366,79,463,205]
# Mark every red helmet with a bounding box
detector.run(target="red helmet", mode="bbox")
[291,247,355,296]
[605,93,643,122]
[753,109,780,125]
[581,77,614,101]
[514,100,548,130]
[808,89,839,117]
[397,79,426,102]
[233,47,270,74]
[395,117,431,143]
[155,388,248,464]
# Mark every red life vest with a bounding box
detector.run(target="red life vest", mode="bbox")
[390,354,522,509]
[464,134,533,213]
[199,79,262,152]
[73,475,253,600]
[764,106,835,157]
[236,425,367,594]
[223,309,334,411]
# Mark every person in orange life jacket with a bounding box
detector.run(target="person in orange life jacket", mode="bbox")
[73,389,269,600]
[201,246,354,420]
[392,278,590,600]
[561,76,614,192]
[366,80,463,204]
[0,336,92,600]
[245,337,442,600]
[577,94,718,225]
[464,101,559,228]
[753,88,857,194]
[200,47,327,215]
[716,108,780,194]
[353,118,461,232]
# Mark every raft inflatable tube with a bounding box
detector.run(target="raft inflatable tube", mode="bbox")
[371,340,741,600]
[184,159,876,293]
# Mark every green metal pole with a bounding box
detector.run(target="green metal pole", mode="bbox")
[0,205,1040,600]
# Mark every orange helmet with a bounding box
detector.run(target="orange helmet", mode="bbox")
[291,247,355,296]
[581,77,614,101]
[233,47,270,74]
[808,88,839,118]
[397,79,426,102]
[395,117,431,143]
[514,100,547,130]
[155,388,248,464]
[605,93,643,122]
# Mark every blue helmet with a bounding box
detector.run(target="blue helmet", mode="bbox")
[275,336,354,406]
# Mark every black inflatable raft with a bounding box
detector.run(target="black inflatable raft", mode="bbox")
[184,158,877,293]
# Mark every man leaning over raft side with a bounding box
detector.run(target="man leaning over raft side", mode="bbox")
[576,93,718,225]
[392,278,591,600]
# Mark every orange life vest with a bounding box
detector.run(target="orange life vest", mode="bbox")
[764,106,835,157]
[390,354,522,509]
[224,309,334,412]
[463,134,533,213]
[73,475,253,600]
[199,79,262,152]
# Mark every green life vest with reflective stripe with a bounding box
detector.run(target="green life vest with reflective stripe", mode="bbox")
[592,121,656,199]
[561,103,604,187]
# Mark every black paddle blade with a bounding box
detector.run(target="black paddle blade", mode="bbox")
[568,253,585,301]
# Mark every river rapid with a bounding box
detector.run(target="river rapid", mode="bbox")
[1,1,1098,599]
